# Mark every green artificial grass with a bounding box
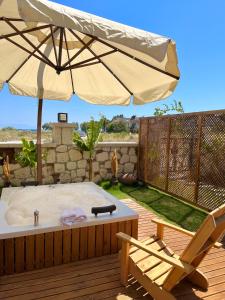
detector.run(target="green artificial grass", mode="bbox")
[100,181,208,232]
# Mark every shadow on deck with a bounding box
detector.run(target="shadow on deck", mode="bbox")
[0,199,225,300]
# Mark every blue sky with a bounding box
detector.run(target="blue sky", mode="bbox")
[1,0,225,128]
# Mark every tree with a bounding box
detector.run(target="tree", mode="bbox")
[106,120,129,133]
[112,114,124,121]
[73,118,103,181]
[130,122,139,133]
[154,100,184,116]
[42,123,52,131]
[71,122,79,131]
[80,122,89,133]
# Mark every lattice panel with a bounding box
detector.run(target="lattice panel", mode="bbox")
[145,117,168,190]
[138,110,225,211]
[167,116,199,202]
[198,113,225,210]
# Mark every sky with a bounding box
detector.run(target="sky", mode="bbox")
[1,0,225,128]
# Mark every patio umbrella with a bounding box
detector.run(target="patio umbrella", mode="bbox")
[0,0,180,184]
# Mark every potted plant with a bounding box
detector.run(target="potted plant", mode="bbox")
[73,118,103,181]
[15,138,39,185]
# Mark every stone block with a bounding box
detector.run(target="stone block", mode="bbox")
[124,163,135,173]
[43,176,54,185]
[93,175,101,183]
[60,172,71,183]
[56,145,67,152]
[14,167,31,179]
[9,178,21,186]
[57,152,69,163]
[42,165,54,177]
[52,126,62,144]
[120,154,129,164]
[83,151,90,160]
[67,162,77,170]
[71,170,77,180]
[121,147,128,154]
[92,161,99,173]
[78,160,87,169]
[129,148,136,156]
[77,168,86,177]
[46,149,56,164]
[100,168,107,178]
[104,160,111,169]
[130,155,137,163]
[96,152,108,162]
[75,177,83,183]
[54,163,65,173]
[62,127,73,145]
[9,164,21,172]
[69,149,82,161]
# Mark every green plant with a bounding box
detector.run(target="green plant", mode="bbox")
[16,138,37,168]
[154,100,184,116]
[106,120,129,133]
[73,118,103,180]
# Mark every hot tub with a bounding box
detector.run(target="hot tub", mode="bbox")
[0,182,138,275]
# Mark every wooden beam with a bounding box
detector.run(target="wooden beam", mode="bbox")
[0,17,24,22]
[61,37,96,69]
[64,30,75,94]
[5,20,55,68]
[7,28,58,83]
[5,37,54,67]
[86,33,180,81]
[56,27,64,72]
[63,49,117,71]
[50,26,58,65]
[194,114,203,203]
[0,24,51,40]
[37,99,43,185]
[69,30,132,95]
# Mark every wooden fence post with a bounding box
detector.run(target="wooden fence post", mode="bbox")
[194,114,203,203]
[165,117,171,192]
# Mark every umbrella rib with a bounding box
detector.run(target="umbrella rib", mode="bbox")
[0,17,24,22]
[69,30,132,95]
[64,29,75,94]
[5,36,54,67]
[4,20,55,69]
[51,26,58,65]
[0,23,52,40]
[63,49,117,71]
[57,27,64,71]
[86,34,180,81]
[61,37,96,69]
[6,28,58,83]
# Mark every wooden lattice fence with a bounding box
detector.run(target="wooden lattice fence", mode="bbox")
[138,110,225,211]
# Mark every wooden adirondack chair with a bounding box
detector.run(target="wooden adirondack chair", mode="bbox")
[117,204,225,300]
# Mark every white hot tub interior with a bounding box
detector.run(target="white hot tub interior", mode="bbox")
[1,183,114,226]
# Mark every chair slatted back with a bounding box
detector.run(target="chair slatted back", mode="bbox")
[163,204,225,291]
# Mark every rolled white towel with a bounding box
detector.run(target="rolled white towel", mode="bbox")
[60,208,87,226]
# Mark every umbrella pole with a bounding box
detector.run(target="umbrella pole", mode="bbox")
[37,98,43,185]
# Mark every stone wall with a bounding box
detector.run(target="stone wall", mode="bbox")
[0,123,138,187]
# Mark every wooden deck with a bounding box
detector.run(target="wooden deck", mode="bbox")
[1,198,225,300]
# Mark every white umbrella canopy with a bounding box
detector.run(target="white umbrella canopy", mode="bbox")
[0,0,180,183]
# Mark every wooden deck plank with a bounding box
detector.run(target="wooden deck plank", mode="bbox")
[0,198,225,300]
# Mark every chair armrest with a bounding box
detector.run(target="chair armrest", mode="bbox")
[152,218,194,237]
[151,218,222,249]
[117,232,194,273]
